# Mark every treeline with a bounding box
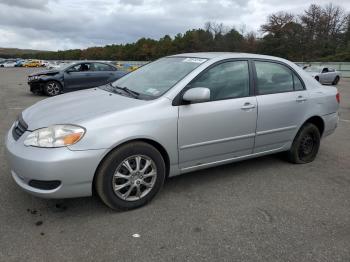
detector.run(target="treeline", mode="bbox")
[13,3,350,62]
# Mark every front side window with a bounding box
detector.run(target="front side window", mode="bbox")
[110,57,207,99]
[71,63,91,72]
[255,61,294,95]
[188,61,250,101]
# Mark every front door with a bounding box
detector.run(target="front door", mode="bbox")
[177,60,257,170]
[64,63,95,90]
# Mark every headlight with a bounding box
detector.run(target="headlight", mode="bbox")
[29,75,40,81]
[24,125,85,148]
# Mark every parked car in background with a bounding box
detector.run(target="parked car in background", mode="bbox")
[47,61,67,70]
[40,60,50,67]
[27,61,127,96]
[6,53,339,210]
[304,66,340,85]
[14,60,25,67]
[1,60,17,67]
[24,60,42,67]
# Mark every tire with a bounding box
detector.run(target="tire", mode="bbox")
[332,76,339,85]
[44,81,62,96]
[315,76,319,82]
[95,142,166,210]
[287,123,320,164]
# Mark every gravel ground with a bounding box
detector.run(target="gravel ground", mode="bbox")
[0,68,349,262]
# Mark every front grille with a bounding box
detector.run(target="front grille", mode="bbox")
[12,115,28,140]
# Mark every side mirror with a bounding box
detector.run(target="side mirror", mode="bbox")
[183,87,210,103]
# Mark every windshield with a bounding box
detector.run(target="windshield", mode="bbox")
[110,57,207,99]
[305,66,321,73]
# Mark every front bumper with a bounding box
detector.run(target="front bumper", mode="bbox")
[5,124,107,199]
[28,80,44,93]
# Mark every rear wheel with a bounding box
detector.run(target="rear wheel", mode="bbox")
[95,142,166,210]
[287,123,320,164]
[44,81,62,96]
[332,76,339,85]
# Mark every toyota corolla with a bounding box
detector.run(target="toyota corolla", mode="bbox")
[5,53,339,210]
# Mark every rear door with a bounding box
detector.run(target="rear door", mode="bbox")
[253,60,309,153]
[90,63,118,86]
[177,60,257,170]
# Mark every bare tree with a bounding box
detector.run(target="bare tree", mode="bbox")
[261,12,295,35]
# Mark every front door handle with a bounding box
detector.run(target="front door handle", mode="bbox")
[241,102,256,110]
[296,96,307,102]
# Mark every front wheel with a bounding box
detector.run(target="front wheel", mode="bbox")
[44,81,62,96]
[287,123,320,164]
[95,142,166,210]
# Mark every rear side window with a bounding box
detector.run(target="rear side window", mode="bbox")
[255,61,302,95]
[293,73,304,91]
[189,60,250,101]
[93,63,116,71]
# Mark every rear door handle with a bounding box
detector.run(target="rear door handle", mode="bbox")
[241,102,256,110]
[296,96,307,102]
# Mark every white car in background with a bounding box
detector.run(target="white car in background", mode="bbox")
[0,61,17,67]
[47,61,67,69]
[304,66,340,85]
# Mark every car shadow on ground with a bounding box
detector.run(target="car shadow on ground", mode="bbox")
[28,153,288,216]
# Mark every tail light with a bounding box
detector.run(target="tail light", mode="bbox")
[336,92,340,104]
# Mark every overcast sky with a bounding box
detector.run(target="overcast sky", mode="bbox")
[0,0,349,51]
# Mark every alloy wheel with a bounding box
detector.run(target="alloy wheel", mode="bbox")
[112,155,157,201]
[46,82,60,96]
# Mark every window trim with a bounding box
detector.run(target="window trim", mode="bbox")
[172,58,253,106]
[252,59,306,96]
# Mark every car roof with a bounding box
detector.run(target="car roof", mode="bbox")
[169,52,290,62]
[72,61,116,66]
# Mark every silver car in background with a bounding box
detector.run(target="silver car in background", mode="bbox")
[304,66,341,85]
[5,53,340,210]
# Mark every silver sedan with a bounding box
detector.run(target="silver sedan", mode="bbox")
[5,53,340,210]
[304,66,341,85]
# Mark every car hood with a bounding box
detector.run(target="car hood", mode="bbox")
[29,69,60,76]
[22,88,146,130]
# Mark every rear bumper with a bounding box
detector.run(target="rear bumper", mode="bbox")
[322,112,339,137]
[5,124,107,199]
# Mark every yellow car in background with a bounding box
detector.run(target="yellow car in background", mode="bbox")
[127,65,140,72]
[24,60,42,67]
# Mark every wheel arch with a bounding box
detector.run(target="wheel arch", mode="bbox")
[41,76,64,87]
[92,138,171,193]
[300,116,325,137]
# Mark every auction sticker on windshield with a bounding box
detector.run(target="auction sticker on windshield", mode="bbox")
[182,58,207,63]
[146,88,160,95]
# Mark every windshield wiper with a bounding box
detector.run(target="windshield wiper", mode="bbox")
[112,85,140,98]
